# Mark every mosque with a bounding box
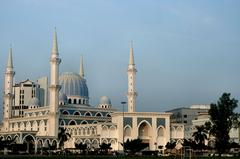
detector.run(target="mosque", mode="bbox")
[0,31,184,153]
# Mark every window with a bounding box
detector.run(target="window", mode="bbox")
[184,120,187,123]
[183,115,187,118]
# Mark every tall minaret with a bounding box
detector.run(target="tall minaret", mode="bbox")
[3,47,15,131]
[127,41,137,112]
[80,56,84,78]
[49,29,61,137]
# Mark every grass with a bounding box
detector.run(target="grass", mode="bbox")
[0,155,240,159]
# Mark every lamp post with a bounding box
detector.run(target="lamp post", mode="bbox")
[121,101,126,153]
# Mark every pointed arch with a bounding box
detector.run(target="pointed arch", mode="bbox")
[19,122,24,131]
[62,110,70,115]
[81,120,88,125]
[73,111,81,116]
[95,112,103,117]
[157,126,165,137]
[26,121,31,131]
[124,125,132,137]
[32,121,38,131]
[138,120,152,137]
[84,139,91,148]
[102,139,108,144]
[84,111,92,116]
[92,139,99,149]
[68,120,77,125]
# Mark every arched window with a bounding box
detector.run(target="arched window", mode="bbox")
[69,120,77,125]
[68,99,72,104]
[158,127,164,137]
[85,112,91,116]
[62,110,69,115]
[79,99,81,104]
[73,99,77,104]
[95,112,102,117]
[81,121,88,125]
[124,127,131,136]
[74,111,80,115]
[138,122,150,137]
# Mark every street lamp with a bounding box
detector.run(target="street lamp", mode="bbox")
[121,101,126,153]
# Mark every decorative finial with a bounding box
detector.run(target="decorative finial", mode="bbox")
[80,55,84,78]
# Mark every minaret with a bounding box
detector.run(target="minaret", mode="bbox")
[49,29,61,137]
[3,46,15,131]
[127,41,137,112]
[80,56,84,78]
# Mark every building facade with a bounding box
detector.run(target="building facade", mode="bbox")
[0,31,184,153]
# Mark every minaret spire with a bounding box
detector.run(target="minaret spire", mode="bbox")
[51,28,59,56]
[127,41,137,112]
[129,40,135,65]
[7,46,13,69]
[4,45,15,131]
[49,29,61,137]
[80,56,84,78]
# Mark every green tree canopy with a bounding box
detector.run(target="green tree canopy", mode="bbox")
[165,140,176,150]
[192,125,208,146]
[122,138,148,154]
[208,93,239,154]
[75,142,88,154]
[99,143,112,154]
[58,127,71,150]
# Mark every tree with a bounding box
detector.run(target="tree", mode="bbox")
[99,143,112,154]
[208,93,239,154]
[75,142,87,154]
[58,127,71,150]
[122,139,148,154]
[192,125,208,147]
[165,140,176,150]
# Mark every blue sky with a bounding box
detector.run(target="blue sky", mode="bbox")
[0,0,240,116]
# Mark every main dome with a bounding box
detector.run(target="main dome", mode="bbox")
[59,72,89,98]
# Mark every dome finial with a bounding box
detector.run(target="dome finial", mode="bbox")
[129,40,134,65]
[80,55,84,78]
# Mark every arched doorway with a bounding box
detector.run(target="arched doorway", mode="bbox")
[23,135,35,154]
[157,127,166,149]
[37,140,43,154]
[138,121,151,149]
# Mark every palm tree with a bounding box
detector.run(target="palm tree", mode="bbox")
[99,143,112,154]
[58,127,71,150]
[192,125,208,148]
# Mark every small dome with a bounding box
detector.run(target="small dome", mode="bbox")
[59,92,67,102]
[99,96,111,105]
[59,72,89,98]
[29,97,40,106]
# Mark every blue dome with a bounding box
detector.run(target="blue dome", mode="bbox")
[99,96,111,105]
[59,72,89,98]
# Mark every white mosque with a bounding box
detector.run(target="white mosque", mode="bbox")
[0,31,184,153]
